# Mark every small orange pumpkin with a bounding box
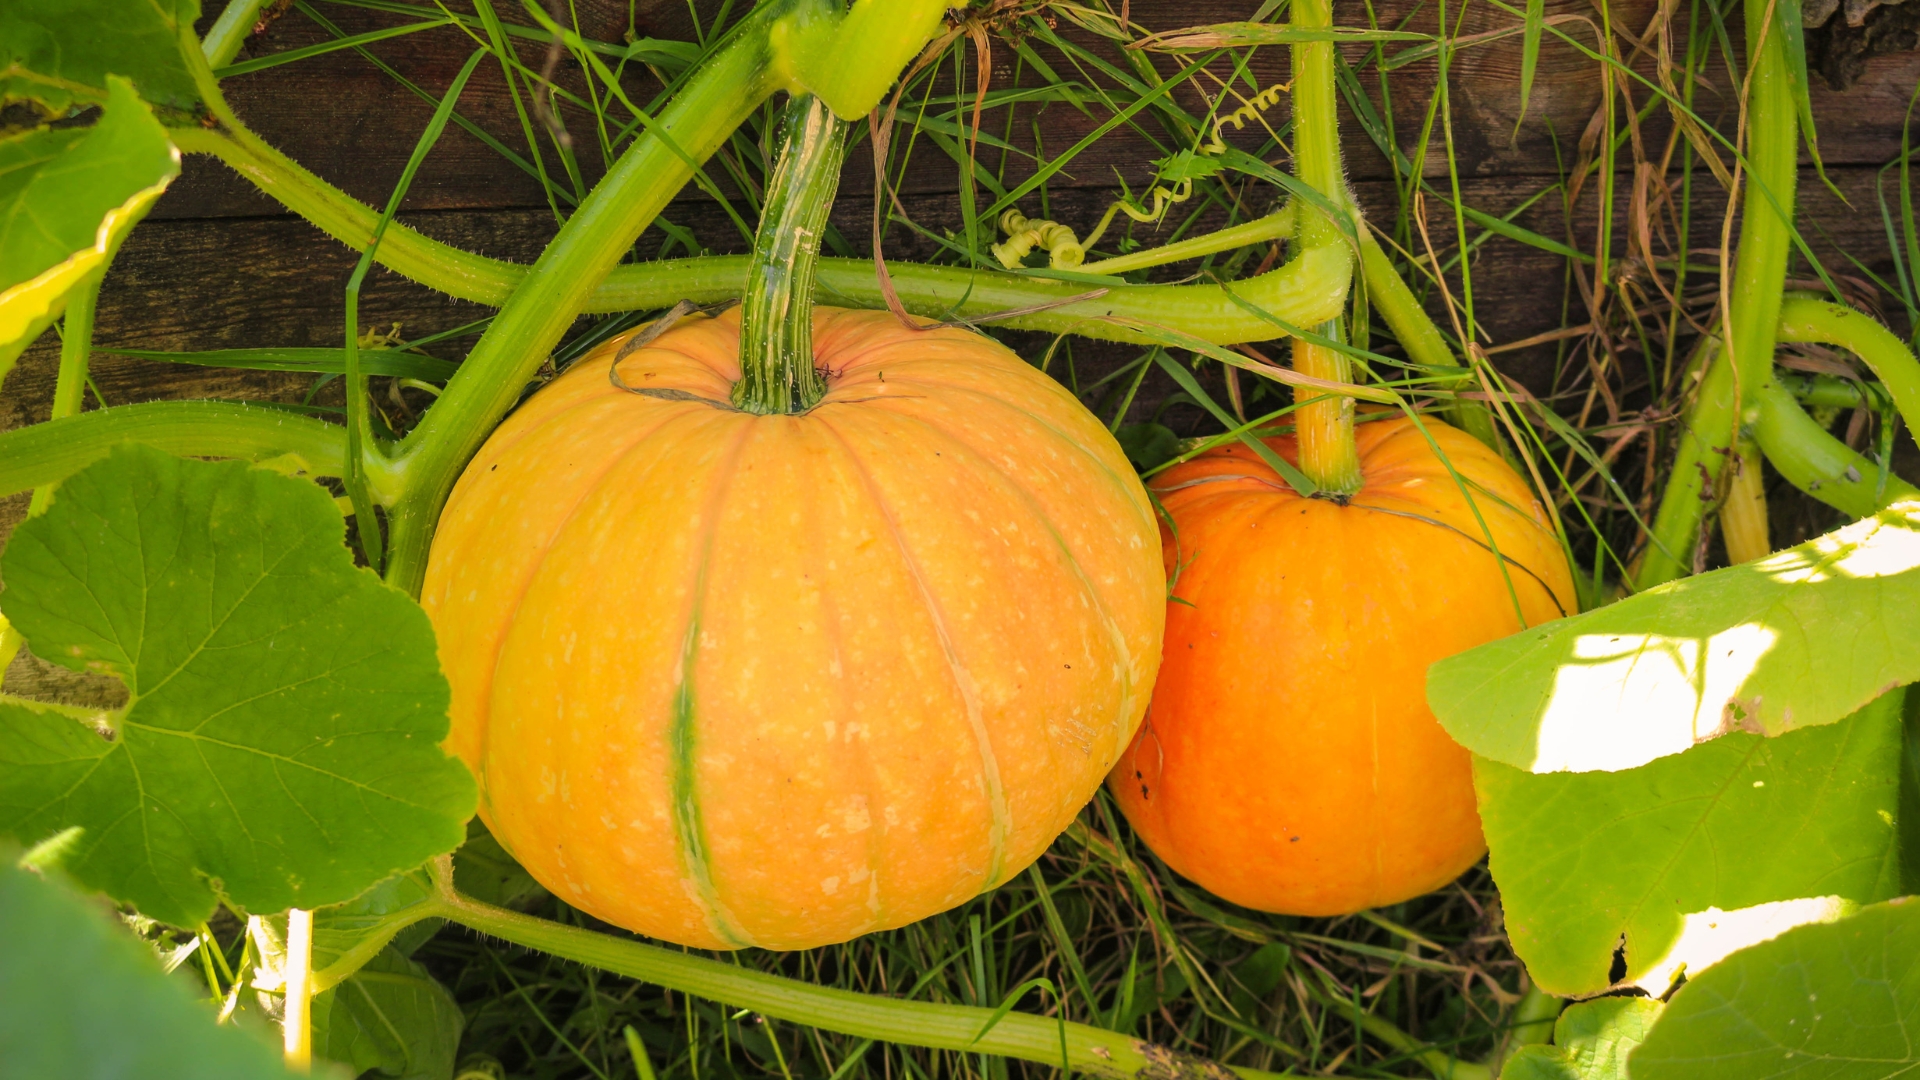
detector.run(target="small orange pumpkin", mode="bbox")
[1110,416,1574,915]
[423,307,1164,950]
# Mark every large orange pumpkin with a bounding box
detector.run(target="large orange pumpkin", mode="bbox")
[423,307,1164,950]
[1110,416,1574,915]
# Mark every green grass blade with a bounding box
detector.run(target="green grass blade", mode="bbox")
[100,347,458,381]
[213,15,453,77]
[1516,0,1544,133]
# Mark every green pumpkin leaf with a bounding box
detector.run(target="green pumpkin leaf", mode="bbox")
[1153,150,1225,184]
[0,444,475,928]
[1500,1049,1580,1080]
[1115,422,1179,471]
[1630,897,1920,1078]
[1501,998,1662,1080]
[0,0,202,116]
[0,857,297,1078]
[0,77,178,384]
[1477,692,1902,996]
[1430,500,1920,774]
[311,947,464,1080]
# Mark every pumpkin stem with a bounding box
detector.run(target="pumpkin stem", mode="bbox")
[1293,322,1363,497]
[734,93,849,415]
[1288,0,1363,497]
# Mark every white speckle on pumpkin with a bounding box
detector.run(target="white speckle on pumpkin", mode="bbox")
[821,876,841,895]
[841,796,872,834]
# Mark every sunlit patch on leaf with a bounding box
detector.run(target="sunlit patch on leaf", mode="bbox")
[1431,500,1920,774]
[0,77,178,384]
[1528,624,1777,773]
[1475,691,1902,996]
[1629,895,1854,997]
[1630,897,1920,1078]
[0,444,476,928]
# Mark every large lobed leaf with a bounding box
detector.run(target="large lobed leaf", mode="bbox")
[0,445,476,928]
[1478,692,1902,996]
[0,0,202,115]
[0,856,297,1078]
[0,76,179,383]
[1430,500,1920,774]
[310,946,464,1080]
[1631,897,1920,1078]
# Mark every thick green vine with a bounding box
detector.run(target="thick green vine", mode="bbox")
[375,5,787,594]
[1633,0,1800,589]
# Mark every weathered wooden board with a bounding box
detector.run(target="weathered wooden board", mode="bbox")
[163,0,1920,223]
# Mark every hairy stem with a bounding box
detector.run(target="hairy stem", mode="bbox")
[1749,382,1918,516]
[166,130,1350,344]
[168,124,529,306]
[1078,205,1295,275]
[1355,225,1501,449]
[1633,0,1798,590]
[1293,327,1363,493]
[27,271,103,516]
[1287,0,1361,496]
[379,9,785,595]
[1719,437,1771,563]
[1777,295,1920,441]
[419,861,1311,1080]
[733,94,847,414]
[202,0,270,67]
[0,402,352,498]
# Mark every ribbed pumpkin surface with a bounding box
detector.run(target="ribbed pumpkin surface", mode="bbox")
[424,307,1164,950]
[1110,417,1574,916]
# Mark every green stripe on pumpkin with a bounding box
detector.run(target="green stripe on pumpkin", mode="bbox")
[669,599,753,950]
[669,432,756,950]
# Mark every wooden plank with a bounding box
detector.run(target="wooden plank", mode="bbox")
[158,0,1920,224]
